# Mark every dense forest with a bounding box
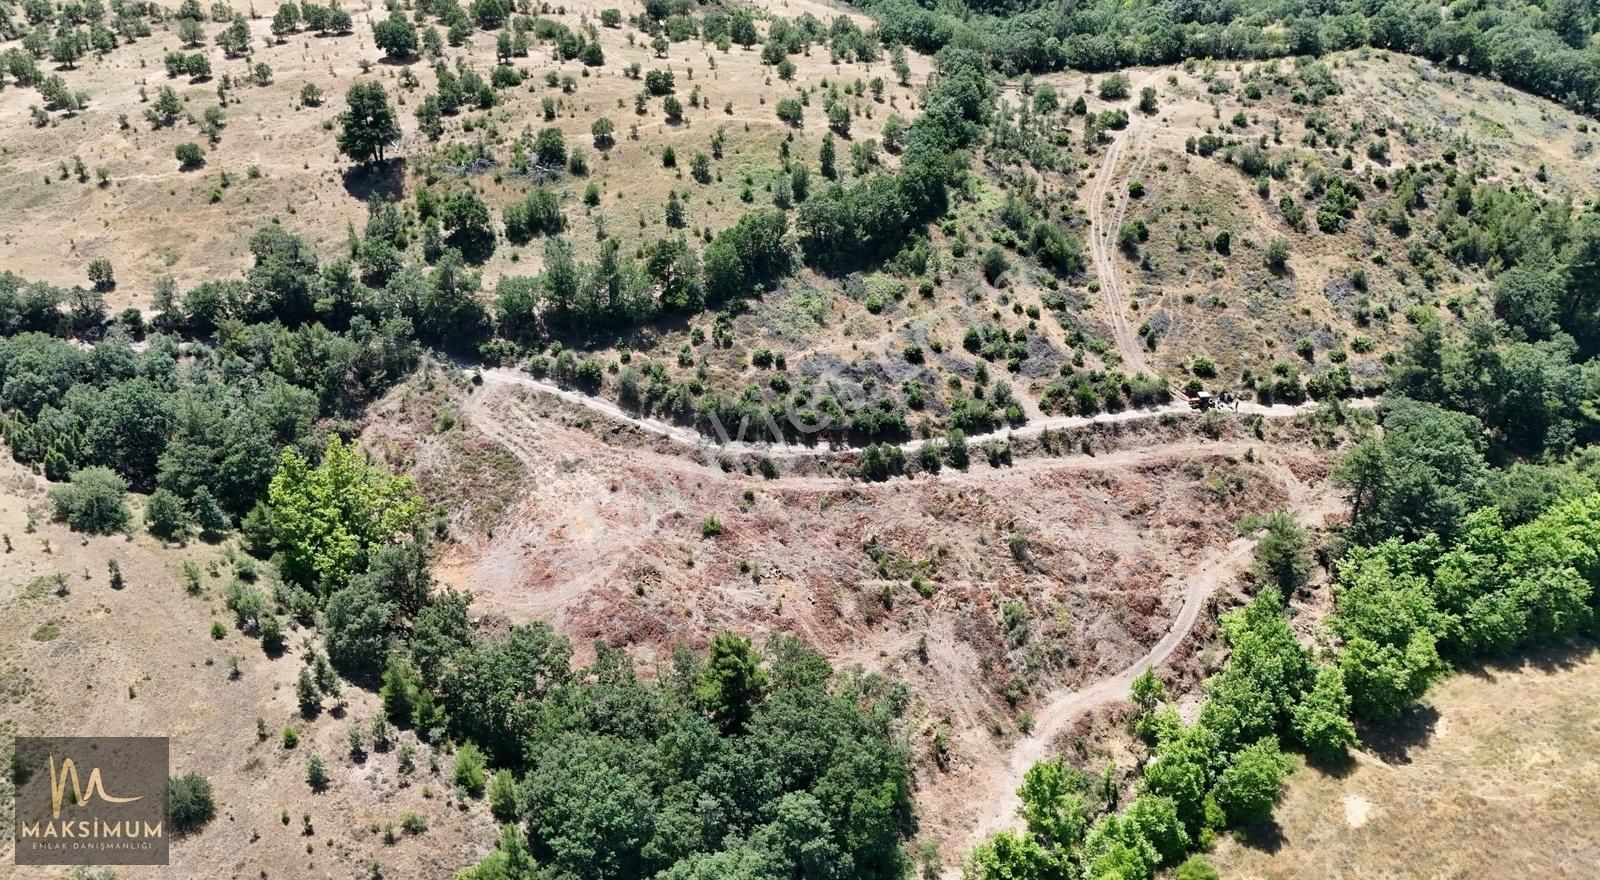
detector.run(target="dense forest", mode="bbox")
[856,0,1600,115]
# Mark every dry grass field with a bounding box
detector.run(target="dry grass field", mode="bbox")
[6,0,1595,428]
[1210,642,1600,880]
[0,454,499,878]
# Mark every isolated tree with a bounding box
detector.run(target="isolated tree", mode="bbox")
[1265,237,1290,270]
[51,31,85,68]
[826,101,851,137]
[216,14,250,57]
[166,772,216,832]
[145,85,182,128]
[177,17,204,46]
[50,467,129,533]
[372,11,417,59]
[1033,82,1058,113]
[1099,72,1130,99]
[890,45,910,85]
[591,116,615,148]
[336,81,401,164]
[532,126,567,167]
[87,258,115,290]
[305,753,328,789]
[415,94,443,140]
[175,142,206,169]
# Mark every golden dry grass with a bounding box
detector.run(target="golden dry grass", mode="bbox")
[1210,642,1600,880]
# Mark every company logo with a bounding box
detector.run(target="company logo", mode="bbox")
[46,755,145,819]
[12,737,168,866]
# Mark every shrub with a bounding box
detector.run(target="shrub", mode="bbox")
[87,258,115,290]
[145,488,191,540]
[166,772,216,832]
[175,142,206,169]
[1099,73,1130,100]
[50,467,129,533]
[306,753,328,789]
[981,246,1009,284]
[1265,237,1290,270]
[775,97,803,126]
[453,742,487,797]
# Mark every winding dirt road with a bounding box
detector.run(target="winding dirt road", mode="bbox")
[462,362,1359,862]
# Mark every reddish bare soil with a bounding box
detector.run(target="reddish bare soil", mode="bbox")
[361,365,1353,859]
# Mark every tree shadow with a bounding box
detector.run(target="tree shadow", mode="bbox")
[1356,703,1440,766]
[1233,817,1287,854]
[342,158,407,202]
[1303,748,1358,780]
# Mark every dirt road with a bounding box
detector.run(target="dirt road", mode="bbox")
[462,366,1356,863]
[475,368,1367,463]
[1085,78,1156,375]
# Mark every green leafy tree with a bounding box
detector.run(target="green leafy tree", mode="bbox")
[166,772,216,832]
[336,81,401,165]
[1332,398,1489,545]
[453,741,487,797]
[1252,511,1311,594]
[265,434,424,592]
[372,11,417,59]
[695,632,766,733]
[1210,737,1291,826]
[1017,758,1089,850]
[50,467,129,533]
[1291,664,1358,760]
[145,488,191,540]
[323,578,397,673]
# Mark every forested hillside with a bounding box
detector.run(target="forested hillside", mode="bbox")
[3,0,1600,878]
